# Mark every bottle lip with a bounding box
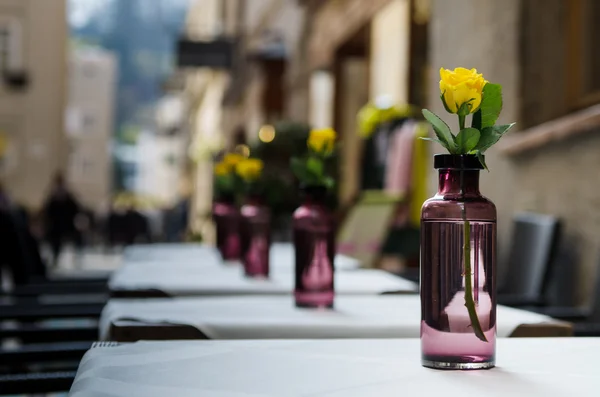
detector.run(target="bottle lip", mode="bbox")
[434,154,484,170]
[300,185,328,201]
[215,193,235,203]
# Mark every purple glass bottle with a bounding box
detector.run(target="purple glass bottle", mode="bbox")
[421,154,496,370]
[240,196,271,278]
[213,195,241,261]
[293,186,335,308]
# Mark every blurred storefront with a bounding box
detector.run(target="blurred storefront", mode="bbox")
[181,0,429,245]
[289,0,429,208]
[65,47,117,213]
[181,0,305,242]
[0,0,68,209]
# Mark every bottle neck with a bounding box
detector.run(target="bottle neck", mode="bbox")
[437,169,481,197]
[245,195,262,206]
[302,186,327,207]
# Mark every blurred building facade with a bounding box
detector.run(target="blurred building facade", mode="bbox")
[429,0,600,305]
[181,0,425,239]
[65,47,116,212]
[0,0,68,209]
[182,0,600,303]
[181,0,305,241]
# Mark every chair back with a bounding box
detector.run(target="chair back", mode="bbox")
[336,191,403,268]
[500,213,561,298]
[587,253,600,322]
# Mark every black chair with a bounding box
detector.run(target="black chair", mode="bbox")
[0,209,104,343]
[532,251,600,336]
[497,213,561,307]
[0,323,98,343]
[0,341,93,367]
[0,208,109,297]
[0,302,103,321]
[0,371,77,395]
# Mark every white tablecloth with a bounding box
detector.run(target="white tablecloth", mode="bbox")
[100,295,556,340]
[123,243,219,262]
[109,264,416,296]
[121,243,361,271]
[70,338,600,397]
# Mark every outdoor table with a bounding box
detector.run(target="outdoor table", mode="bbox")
[100,295,568,341]
[109,266,417,297]
[121,242,362,271]
[123,243,219,262]
[123,242,360,268]
[70,338,594,396]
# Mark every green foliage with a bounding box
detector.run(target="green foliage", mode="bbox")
[455,128,480,153]
[457,100,476,117]
[473,83,502,130]
[213,173,238,197]
[476,123,515,153]
[476,151,488,170]
[290,155,333,188]
[422,109,458,154]
[306,157,323,176]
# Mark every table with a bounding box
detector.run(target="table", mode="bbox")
[109,264,417,297]
[70,338,598,396]
[122,243,361,271]
[123,243,219,262]
[99,295,566,341]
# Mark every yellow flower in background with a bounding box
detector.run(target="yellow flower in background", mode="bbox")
[214,162,231,176]
[235,158,264,182]
[308,128,337,155]
[439,67,486,114]
[357,104,380,138]
[223,153,244,167]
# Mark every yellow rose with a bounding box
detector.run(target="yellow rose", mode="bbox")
[214,162,231,176]
[223,153,244,166]
[439,67,486,114]
[235,158,264,182]
[308,128,337,155]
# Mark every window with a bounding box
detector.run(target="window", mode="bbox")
[567,0,600,108]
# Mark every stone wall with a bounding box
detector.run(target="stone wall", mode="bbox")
[520,0,569,128]
[429,0,521,282]
[430,0,600,304]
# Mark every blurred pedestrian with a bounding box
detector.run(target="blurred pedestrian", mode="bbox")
[42,173,83,266]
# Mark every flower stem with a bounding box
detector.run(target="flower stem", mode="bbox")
[459,114,466,131]
[459,161,487,342]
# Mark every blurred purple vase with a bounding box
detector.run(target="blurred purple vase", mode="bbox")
[213,196,241,261]
[293,186,335,308]
[421,154,497,370]
[240,197,271,278]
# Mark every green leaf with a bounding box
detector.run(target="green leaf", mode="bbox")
[422,109,458,153]
[457,99,476,117]
[323,176,335,189]
[455,128,480,153]
[475,150,488,171]
[471,109,482,131]
[476,123,515,152]
[290,157,311,181]
[440,92,454,114]
[306,157,323,177]
[479,83,502,128]
[419,137,446,146]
